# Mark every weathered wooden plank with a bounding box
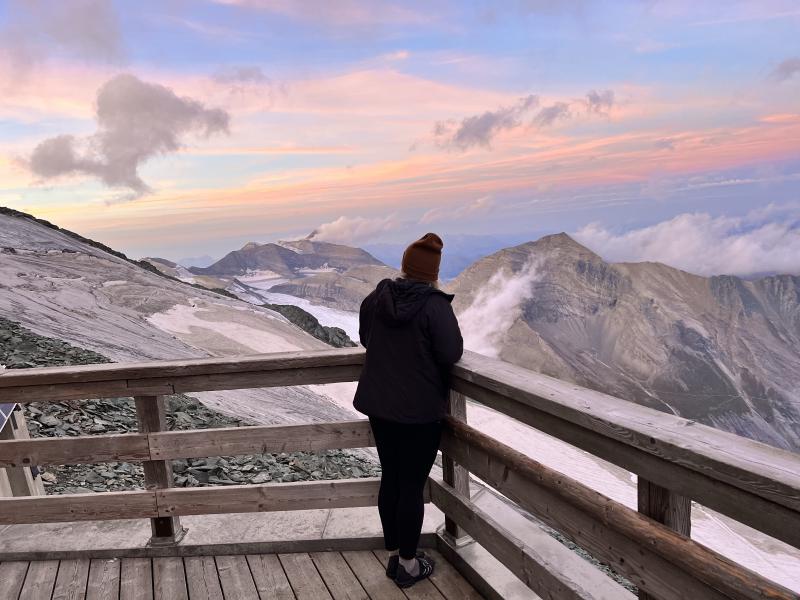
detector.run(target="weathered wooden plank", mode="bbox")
[454,376,800,549]
[0,433,150,468]
[0,561,30,599]
[0,348,365,388]
[453,350,800,514]
[152,557,188,600]
[166,365,363,394]
[429,481,629,600]
[183,557,222,600]
[86,558,121,600]
[150,420,375,460]
[638,478,691,536]
[638,478,691,600]
[0,490,157,524]
[442,390,470,540]
[214,555,259,599]
[310,551,368,600]
[440,419,797,600]
[157,478,384,517]
[1,366,365,403]
[246,554,294,600]
[372,550,446,600]
[340,551,405,600]
[278,553,332,600]
[422,549,484,600]
[136,396,182,543]
[19,560,59,600]
[53,559,90,600]
[0,380,138,403]
[120,558,153,600]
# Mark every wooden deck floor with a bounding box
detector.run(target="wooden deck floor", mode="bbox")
[0,548,484,599]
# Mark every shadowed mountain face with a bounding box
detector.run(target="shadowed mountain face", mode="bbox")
[448,233,800,452]
[190,240,384,278]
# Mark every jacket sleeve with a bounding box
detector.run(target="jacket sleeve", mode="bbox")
[358,290,376,348]
[428,296,464,365]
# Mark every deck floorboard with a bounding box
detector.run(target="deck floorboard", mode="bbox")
[6,550,483,600]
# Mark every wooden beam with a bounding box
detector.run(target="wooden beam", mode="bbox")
[0,490,157,524]
[156,477,400,517]
[148,420,374,460]
[1,365,363,404]
[638,478,692,600]
[0,348,365,388]
[0,433,150,468]
[442,390,470,540]
[440,417,797,600]
[453,351,800,515]
[430,479,634,600]
[135,395,184,544]
[453,376,800,549]
[0,420,375,468]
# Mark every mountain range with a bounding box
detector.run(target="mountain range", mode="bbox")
[449,233,800,451]
[2,208,799,451]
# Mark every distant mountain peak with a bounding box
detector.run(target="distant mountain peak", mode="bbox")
[533,232,598,256]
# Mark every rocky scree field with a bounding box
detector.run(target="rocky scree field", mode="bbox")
[0,317,378,495]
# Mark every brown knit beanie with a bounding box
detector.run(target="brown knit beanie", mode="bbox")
[401,233,443,282]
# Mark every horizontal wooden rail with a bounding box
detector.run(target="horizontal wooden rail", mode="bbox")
[440,417,797,600]
[429,479,633,600]
[453,351,800,549]
[0,348,365,403]
[0,420,375,468]
[0,477,429,525]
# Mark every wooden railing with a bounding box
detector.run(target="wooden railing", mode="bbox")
[1,348,798,600]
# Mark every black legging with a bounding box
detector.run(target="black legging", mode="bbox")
[369,417,442,559]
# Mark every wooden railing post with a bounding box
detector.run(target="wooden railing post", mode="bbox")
[637,478,691,600]
[441,390,472,546]
[134,395,186,545]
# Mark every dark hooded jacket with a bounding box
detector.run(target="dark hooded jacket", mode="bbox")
[353,278,463,424]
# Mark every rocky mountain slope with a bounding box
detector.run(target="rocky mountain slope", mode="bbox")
[0,209,355,425]
[267,264,399,311]
[191,239,384,278]
[448,233,800,451]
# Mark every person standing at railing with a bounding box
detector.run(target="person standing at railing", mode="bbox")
[354,232,464,589]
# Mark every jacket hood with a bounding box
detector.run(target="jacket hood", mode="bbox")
[375,278,453,325]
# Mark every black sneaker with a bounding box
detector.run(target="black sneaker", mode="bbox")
[394,555,435,588]
[385,551,425,578]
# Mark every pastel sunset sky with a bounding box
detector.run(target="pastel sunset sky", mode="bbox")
[1,0,799,274]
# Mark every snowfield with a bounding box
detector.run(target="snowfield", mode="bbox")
[232,277,361,340]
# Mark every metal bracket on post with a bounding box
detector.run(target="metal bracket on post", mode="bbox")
[441,389,474,548]
[135,395,187,547]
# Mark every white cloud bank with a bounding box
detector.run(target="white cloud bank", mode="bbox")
[574,206,800,276]
[459,259,540,356]
[307,214,404,244]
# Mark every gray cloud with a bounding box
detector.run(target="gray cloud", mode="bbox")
[213,65,271,86]
[532,102,571,127]
[27,74,230,199]
[431,88,615,151]
[655,138,676,151]
[434,94,539,150]
[1,0,124,71]
[585,89,615,114]
[770,57,800,82]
